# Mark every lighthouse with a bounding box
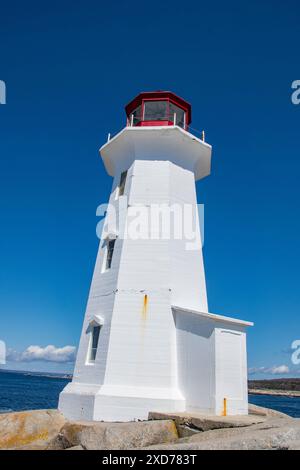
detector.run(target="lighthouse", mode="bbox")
[59,91,253,421]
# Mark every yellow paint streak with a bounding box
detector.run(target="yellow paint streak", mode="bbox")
[0,410,65,450]
[142,294,148,320]
[0,412,50,449]
[167,420,179,439]
[2,430,49,449]
[222,397,227,417]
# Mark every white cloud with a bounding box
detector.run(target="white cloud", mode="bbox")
[248,367,266,375]
[7,345,76,363]
[248,364,290,376]
[270,365,290,375]
[0,340,6,364]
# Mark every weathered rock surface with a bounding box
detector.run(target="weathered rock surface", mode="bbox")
[49,419,178,450]
[176,424,201,438]
[143,417,300,450]
[0,409,66,450]
[0,407,298,451]
[148,410,265,432]
[287,440,300,450]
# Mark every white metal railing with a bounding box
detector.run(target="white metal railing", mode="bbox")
[107,115,206,142]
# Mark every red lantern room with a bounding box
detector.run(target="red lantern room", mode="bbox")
[125,91,192,130]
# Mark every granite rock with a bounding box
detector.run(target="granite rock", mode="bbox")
[0,409,66,450]
[52,419,178,450]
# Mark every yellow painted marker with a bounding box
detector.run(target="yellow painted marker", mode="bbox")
[223,397,227,416]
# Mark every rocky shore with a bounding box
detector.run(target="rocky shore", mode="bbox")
[249,388,300,397]
[0,405,300,450]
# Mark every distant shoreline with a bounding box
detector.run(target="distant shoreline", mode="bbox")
[249,389,300,398]
[0,369,72,380]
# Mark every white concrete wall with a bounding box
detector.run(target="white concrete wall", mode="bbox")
[169,163,208,312]
[97,160,207,401]
[175,310,215,414]
[70,172,125,387]
[59,151,250,421]
[214,327,249,415]
[174,308,249,416]
[60,159,206,420]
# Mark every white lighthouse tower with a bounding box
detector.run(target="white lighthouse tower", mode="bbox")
[59,91,252,421]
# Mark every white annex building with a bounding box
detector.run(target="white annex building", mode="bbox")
[59,91,253,421]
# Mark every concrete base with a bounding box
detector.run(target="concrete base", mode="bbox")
[59,382,185,422]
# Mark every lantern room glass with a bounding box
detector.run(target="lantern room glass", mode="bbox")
[129,100,187,128]
[143,101,168,121]
[169,103,185,128]
[131,104,142,125]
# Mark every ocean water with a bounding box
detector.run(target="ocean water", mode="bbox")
[0,371,70,413]
[248,393,300,418]
[0,371,300,417]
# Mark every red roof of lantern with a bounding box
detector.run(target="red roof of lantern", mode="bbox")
[125,91,192,125]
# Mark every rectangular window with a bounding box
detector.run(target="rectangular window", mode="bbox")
[118,170,127,197]
[169,102,185,128]
[106,239,116,270]
[144,100,168,121]
[89,325,101,362]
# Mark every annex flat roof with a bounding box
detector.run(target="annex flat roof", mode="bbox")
[172,305,253,327]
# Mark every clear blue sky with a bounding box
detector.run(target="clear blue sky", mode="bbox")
[0,0,299,376]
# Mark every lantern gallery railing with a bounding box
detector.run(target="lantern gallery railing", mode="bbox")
[107,123,206,142]
[128,113,184,127]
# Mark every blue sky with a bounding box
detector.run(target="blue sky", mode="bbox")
[0,0,299,376]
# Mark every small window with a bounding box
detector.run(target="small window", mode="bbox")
[106,239,116,270]
[89,325,101,362]
[118,170,127,197]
